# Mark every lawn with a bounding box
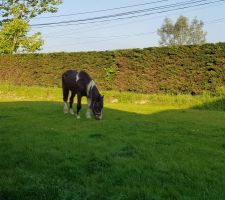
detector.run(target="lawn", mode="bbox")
[0,85,225,200]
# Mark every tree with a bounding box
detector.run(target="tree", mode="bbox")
[0,19,44,54]
[157,16,207,46]
[0,0,63,22]
[0,0,63,54]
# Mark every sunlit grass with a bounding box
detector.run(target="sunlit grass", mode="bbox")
[0,83,224,111]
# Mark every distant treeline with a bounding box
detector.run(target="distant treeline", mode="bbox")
[0,43,224,94]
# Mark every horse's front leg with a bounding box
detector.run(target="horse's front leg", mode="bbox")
[69,91,76,115]
[86,98,92,119]
[76,94,82,119]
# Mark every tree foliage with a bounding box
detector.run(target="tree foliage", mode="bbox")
[0,19,44,54]
[0,0,63,21]
[157,16,207,46]
[0,0,63,54]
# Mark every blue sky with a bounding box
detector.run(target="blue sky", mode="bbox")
[30,0,225,52]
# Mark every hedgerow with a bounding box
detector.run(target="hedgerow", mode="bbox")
[0,43,224,94]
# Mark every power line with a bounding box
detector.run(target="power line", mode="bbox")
[31,0,225,28]
[44,31,156,49]
[206,17,225,24]
[30,0,214,27]
[34,0,170,19]
[45,31,157,40]
[31,0,208,27]
[44,16,225,50]
[40,2,225,38]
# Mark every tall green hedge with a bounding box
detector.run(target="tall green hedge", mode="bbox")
[0,43,224,94]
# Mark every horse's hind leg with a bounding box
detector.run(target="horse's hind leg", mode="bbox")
[63,87,69,114]
[76,94,82,119]
[69,90,76,115]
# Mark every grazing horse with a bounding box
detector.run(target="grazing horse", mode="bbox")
[62,70,104,120]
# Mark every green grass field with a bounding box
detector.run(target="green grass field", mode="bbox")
[0,84,225,200]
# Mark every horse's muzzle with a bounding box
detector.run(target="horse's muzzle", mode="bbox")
[95,114,102,120]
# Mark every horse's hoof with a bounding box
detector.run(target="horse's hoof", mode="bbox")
[77,115,81,119]
[69,109,75,115]
[86,115,91,119]
[64,110,68,114]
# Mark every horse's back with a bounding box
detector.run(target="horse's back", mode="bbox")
[77,70,92,84]
[62,70,77,79]
[62,70,78,90]
[62,70,93,94]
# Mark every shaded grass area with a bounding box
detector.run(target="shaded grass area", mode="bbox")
[0,100,225,200]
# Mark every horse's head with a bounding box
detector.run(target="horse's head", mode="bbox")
[92,94,104,120]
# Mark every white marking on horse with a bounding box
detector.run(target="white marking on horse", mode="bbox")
[76,72,80,82]
[63,102,68,114]
[87,80,95,97]
[69,108,74,115]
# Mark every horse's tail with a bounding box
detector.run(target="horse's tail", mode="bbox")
[62,72,70,102]
[62,70,71,88]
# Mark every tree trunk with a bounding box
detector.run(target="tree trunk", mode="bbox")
[11,31,18,54]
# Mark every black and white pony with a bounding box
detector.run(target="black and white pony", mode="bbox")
[62,70,104,120]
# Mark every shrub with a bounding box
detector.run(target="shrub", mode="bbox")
[0,43,224,94]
